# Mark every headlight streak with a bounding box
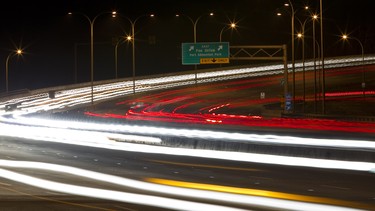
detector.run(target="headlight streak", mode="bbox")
[8,116,375,151]
[0,56,373,210]
[1,117,375,173]
[0,160,363,211]
[1,56,373,116]
[0,167,246,211]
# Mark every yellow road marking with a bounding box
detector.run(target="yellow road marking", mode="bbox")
[146,177,373,210]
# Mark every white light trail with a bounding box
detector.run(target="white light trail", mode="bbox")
[7,116,375,151]
[1,117,375,173]
[0,160,363,211]
[1,56,373,116]
[0,167,245,211]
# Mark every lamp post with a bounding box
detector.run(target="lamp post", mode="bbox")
[114,36,128,79]
[68,11,116,105]
[284,1,296,111]
[120,14,154,94]
[319,0,325,114]
[5,49,23,92]
[279,2,308,112]
[342,34,365,98]
[312,14,318,113]
[219,23,236,42]
[176,12,214,83]
[296,15,312,112]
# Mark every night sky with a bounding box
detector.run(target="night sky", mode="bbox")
[0,0,374,91]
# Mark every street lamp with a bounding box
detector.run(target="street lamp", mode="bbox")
[296,15,313,112]
[120,14,155,94]
[68,11,116,105]
[176,12,214,83]
[219,23,236,42]
[279,2,308,112]
[114,35,129,79]
[284,1,296,110]
[312,14,318,112]
[319,0,326,114]
[176,12,214,43]
[5,49,23,92]
[341,34,365,98]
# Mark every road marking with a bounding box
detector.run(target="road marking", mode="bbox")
[321,184,351,190]
[146,177,373,210]
[149,159,262,172]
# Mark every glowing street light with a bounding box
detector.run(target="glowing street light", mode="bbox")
[5,49,23,92]
[219,23,236,42]
[278,1,310,112]
[114,35,130,79]
[312,14,319,112]
[119,14,155,94]
[341,34,365,98]
[68,11,117,105]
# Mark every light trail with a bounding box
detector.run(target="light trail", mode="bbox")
[1,56,373,116]
[0,160,365,211]
[1,117,375,173]
[7,116,375,151]
[0,166,245,211]
[0,56,373,210]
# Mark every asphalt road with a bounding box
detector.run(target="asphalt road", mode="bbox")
[1,63,375,210]
[1,134,375,210]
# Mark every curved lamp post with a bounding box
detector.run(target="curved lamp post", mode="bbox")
[120,14,154,94]
[68,11,116,105]
[342,34,365,98]
[114,35,130,79]
[176,12,214,83]
[5,49,23,92]
[219,23,236,42]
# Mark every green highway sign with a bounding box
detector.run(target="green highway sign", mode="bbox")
[182,42,229,65]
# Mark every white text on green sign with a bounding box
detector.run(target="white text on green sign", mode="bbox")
[182,42,229,65]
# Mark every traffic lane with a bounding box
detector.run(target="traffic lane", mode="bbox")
[1,136,374,210]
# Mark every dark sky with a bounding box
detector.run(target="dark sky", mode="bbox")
[1,0,374,91]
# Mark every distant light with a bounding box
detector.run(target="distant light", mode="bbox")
[297,33,302,38]
[127,36,132,41]
[150,14,155,17]
[277,13,282,16]
[175,14,180,17]
[305,6,309,10]
[342,35,348,39]
[230,23,236,28]
[313,15,318,19]
[16,49,22,54]
[209,12,214,16]
[284,3,289,7]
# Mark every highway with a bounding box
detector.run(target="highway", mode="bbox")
[1,134,375,210]
[1,57,375,210]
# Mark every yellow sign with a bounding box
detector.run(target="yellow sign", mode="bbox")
[200,58,229,64]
